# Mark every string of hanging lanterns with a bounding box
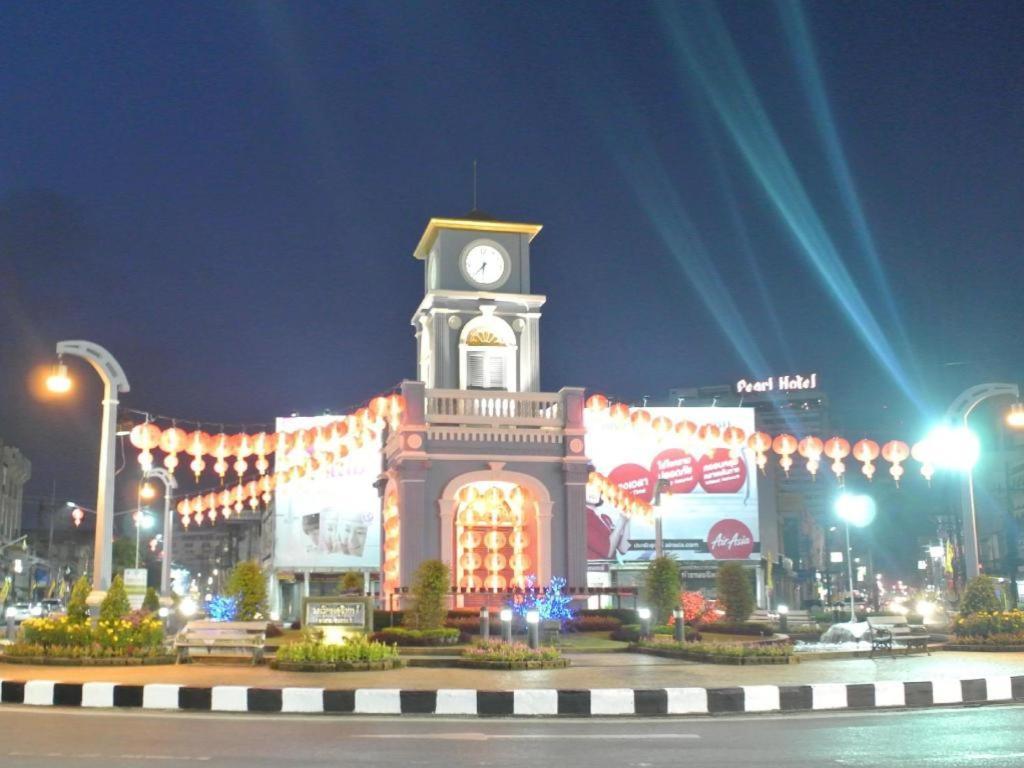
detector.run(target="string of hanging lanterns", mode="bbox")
[126,393,406,528]
[584,394,921,487]
[586,470,655,520]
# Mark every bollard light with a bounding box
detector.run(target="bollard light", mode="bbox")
[500,608,513,644]
[777,604,789,633]
[480,606,490,642]
[638,606,652,640]
[673,608,685,643]
[526,609,540,649]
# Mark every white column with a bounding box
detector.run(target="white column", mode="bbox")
[536,501,553,585]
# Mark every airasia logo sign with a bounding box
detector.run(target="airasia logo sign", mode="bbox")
[707,519,754,560]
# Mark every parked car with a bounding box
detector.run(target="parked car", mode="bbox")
[38,599,64,616]
[4,602,33,623]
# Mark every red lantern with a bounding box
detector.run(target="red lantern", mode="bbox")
[772,433,798,476]
[186,430,211,481]
[675,420,698,445]
[882,440,911,486]
[609,402,630,425]
[71,506,84,527]
[252,432,275,475]
[697,424,722,455]
[159,427,187,473]
[129,422,162,471]
[823,437,851,482]
[798,436,824,479]
[233,433,253,479]
[852,439,881,481]
[386,394,405,428]
[651,416,673,436]
[630,409,652,429]
[747,432,772,473]
[585,394,609,413]
[722,426,746,457]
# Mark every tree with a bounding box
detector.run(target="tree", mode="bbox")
[960,575,1001,616]
[100,574,130,623]
[406,560,450,630]
[111,538,136,578]
[643,556,682,625]
[338,572,364,595]
[716,563,755,622]
[225,560,268,621]
[67,575,91,623]
[142,587,160,613]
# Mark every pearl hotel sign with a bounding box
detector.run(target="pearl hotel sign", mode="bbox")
[736,373,818,394]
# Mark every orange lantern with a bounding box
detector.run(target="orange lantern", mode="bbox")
[772,433,798,476]
[245,480,260,510]
[259,474,274,503]
[798,436,824,479]
[209,433,231,479]
[651,416,673,436]
[823,437,851,482]
[252,432,275,475]
[386,393,405,428]
[630,409,652,430]
[233,433,253,478]
[585,394,609,413]
[675,420,698,446]
[158,426,187,472]
[882,440,911,486]
[722,426,746,457]
[368,395,390,424]
[911,441,935,484]
[852,439,881,481]
[747,432,772,473]
[185,430,211,480]
[129,422,162,471]
[609,402,630,426]
[697,424,722,455]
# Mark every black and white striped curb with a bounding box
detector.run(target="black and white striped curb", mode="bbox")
[1,677,1022,716]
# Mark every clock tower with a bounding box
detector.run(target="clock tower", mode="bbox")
[411,212,546,392]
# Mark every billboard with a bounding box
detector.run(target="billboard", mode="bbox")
[585,406,759,563]
[272,415,382,571]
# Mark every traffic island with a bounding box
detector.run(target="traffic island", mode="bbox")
[270,659,403,672]
[0,655,176,667]
[630,639,796,665]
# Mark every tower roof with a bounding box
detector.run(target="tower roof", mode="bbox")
[413,212,543,260]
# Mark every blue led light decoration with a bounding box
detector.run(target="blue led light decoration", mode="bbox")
[509,575,575,624]
[207,595,238,622]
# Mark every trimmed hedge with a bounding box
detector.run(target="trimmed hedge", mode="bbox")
[370,627,461,646]
[694,620,773,637]
[611,623,701,643]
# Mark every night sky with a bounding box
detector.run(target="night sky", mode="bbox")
[2,1,1023,564]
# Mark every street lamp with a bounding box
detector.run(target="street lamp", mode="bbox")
[834,492,876,623]
[143,468,178,597]
[652,477,671,559]
[46,340,130,596]
[941,383,1021,580]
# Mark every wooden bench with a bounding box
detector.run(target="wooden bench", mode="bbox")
[174,620,268,665]
[867,615,930,657]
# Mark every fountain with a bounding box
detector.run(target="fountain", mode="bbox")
[794,621,873,654]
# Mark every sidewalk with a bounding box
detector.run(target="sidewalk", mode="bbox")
[1,650,1022,690]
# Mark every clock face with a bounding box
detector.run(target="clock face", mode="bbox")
[463,243,507,287]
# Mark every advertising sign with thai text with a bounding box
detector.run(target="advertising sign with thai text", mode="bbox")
[586,406,760,563]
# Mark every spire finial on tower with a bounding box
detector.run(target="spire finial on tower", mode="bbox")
[472,159,478,211]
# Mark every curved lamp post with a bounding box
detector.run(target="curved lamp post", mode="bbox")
[143,468,178,597]
[47,340,130,594]
[944,383,1020,581]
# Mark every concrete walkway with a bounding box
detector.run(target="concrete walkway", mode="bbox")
[1,650,1021,689]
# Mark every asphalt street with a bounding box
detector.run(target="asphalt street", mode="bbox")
[2,704,1024,768]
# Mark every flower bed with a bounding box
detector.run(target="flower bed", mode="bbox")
[458,640,569,670]
[632,639,795,665]
[954,610,1024,639]
[270,635,402,672]
[370,627,461,646]
[3,608,167,665]
[0,645,175,666]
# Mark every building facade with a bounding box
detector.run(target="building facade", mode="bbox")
[0,439,31,543]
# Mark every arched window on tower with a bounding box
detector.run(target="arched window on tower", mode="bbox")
[460,314,517,392]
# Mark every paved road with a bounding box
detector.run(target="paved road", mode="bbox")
[2,704,1024,767]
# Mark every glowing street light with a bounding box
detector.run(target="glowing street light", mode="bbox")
[140,483,157,501]
[45,362,72,393]
[1007,403,1024,430]
[835,493,875,623]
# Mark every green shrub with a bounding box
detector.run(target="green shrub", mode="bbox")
[639,637,792,658]
[578,608,639,624]
[462,640,563,663]
[960,575,1001,616]
[142,587,160,613]
[275,635,399,664]
[406,560,450,630]
[225,560,268,620]
[67,576,91,623]
[371,627,460,646]
[695,620,773,637]
[716,563,754,622]
[954,609,1024,638]
[643,556,682,625]
[100,575,131,623]
[16,611,164,657]
[611,623,701,642]
[338,572,364,594]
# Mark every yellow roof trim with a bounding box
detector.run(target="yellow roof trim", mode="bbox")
[413,217,543,259]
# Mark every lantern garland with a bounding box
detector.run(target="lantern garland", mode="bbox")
[583,394,934,486]
[126,393,405,529]
[586,471,654,520]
